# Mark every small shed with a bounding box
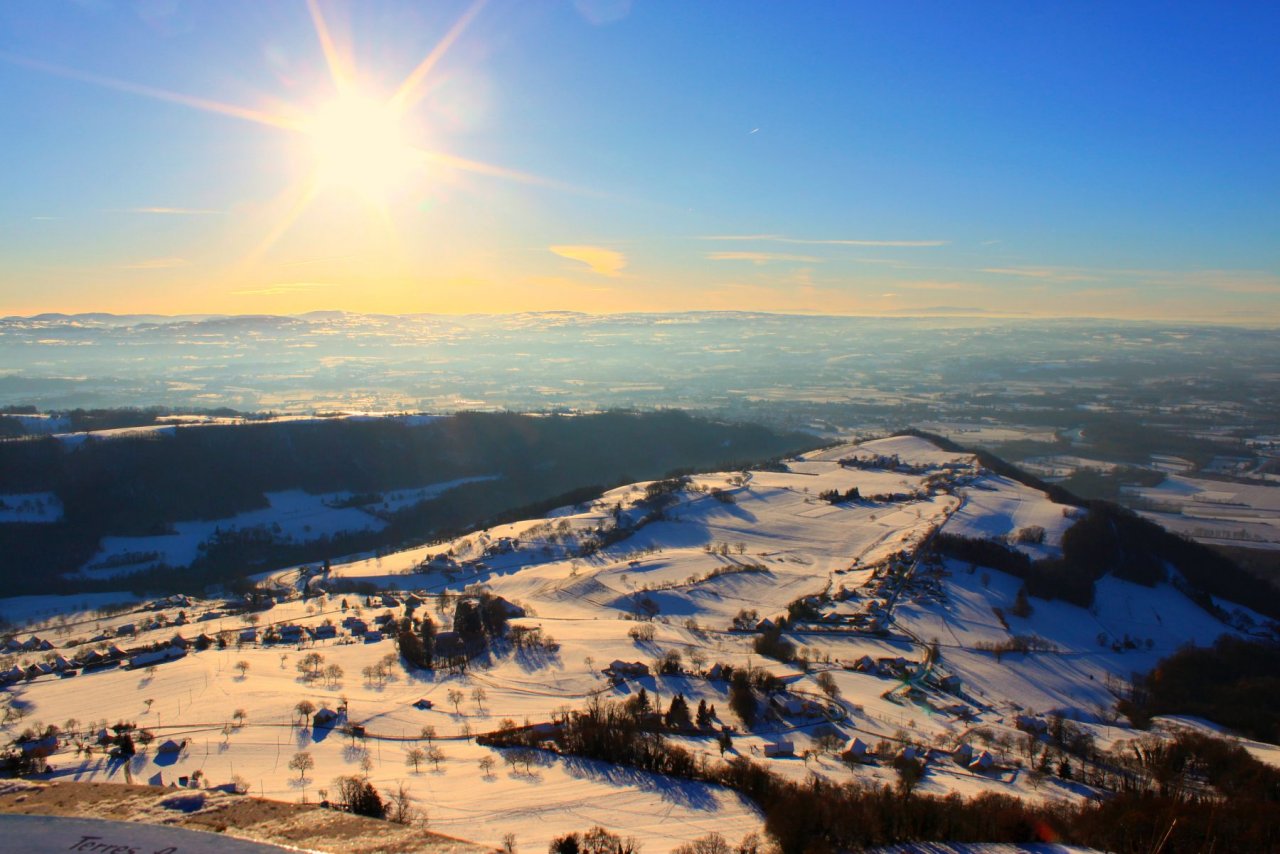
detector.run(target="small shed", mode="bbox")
[312,707,340,727]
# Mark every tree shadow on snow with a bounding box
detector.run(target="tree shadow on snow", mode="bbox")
[559,754,720,811]
[512,644,563,673]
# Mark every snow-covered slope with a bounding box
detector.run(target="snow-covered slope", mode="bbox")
[2,435,1273,852]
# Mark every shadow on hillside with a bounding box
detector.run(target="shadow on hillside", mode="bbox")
[513,644,562,673]
[559,754,720,811]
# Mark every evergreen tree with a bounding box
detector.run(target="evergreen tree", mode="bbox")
[665,694,692,729]
[419,615,436,669]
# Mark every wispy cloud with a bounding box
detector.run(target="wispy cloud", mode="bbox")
[549,244,627,277]
[978,265,1280,294]
[119,257,189,270]
[699,234,948,247]
[980,266,1100,282]
[114,207,222,215]
[232,282,338,296]
[896,280,971,291]
[706,251,822,265]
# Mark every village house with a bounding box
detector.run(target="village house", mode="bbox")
[841,737,870,762]
[769,694,824,719]
[603,660,650,680]
[969,750,996,772]
[128,645,187,669]
[762,739,795,758]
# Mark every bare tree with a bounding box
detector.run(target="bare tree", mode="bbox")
[447,688,464,713]
[420,725,435,743]
[289,751,315,781]
[235,660,250,678]
[295,699,316,726]
[479,755,495,777]
[298,652,325,680]
[426,745,445,771]
[387,781,419,826]
[406,747,426,773]
[471,686,487,711]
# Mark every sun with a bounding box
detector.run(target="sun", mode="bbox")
[305,93,419,199]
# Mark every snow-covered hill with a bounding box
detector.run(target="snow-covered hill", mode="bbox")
[1,434,1274,852]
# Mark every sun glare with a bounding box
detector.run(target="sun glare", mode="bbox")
[306,94,418,199]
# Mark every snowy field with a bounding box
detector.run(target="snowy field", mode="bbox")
[77,476,498,577]
[1127,474,1280,548]
[1,434,1274,851]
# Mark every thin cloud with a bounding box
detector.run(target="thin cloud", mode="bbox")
[549,244,627,277]
[698,234,947,247]
[119,257,189,270]
[114,207,222,215]
[706,251,822,265]
[980,266,1099,282]
[897,280,970,291]
[232,282,338,296]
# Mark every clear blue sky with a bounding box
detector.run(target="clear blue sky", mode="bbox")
[1,1,1277,320]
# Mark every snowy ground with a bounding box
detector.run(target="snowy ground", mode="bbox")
[76,476,499,578]
[1128,474,1280,548]
[2,434,1274,851]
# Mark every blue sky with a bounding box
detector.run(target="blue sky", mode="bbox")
[1,1,1277,319]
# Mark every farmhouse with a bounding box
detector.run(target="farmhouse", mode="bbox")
[604,660,650,679]
[128,645,187,669]
[841,737,869,761]
[762,740,795,758]
[969,750,995,772]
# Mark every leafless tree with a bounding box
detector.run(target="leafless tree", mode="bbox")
[289,751,315,781]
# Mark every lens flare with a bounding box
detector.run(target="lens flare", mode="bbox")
[306,94,417,199]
